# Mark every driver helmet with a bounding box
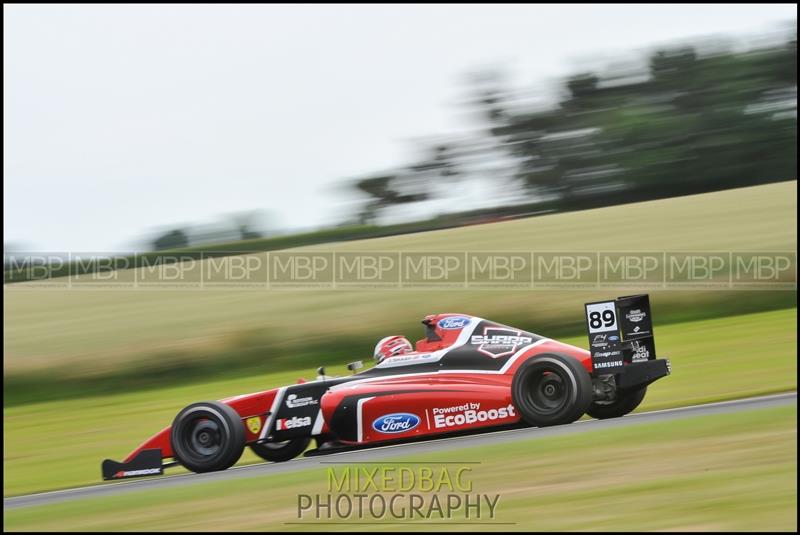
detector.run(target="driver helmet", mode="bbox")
[373,335,413,364]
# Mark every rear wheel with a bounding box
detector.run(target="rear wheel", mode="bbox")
[250,437,311,462]
[587,386,647,419]
[512,354,593,426]
[170,401,245,473]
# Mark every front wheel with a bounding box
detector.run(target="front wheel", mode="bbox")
[250,437,311,462]
[586,386,647,419]
[170,401,245,473]
[512,354,593,427]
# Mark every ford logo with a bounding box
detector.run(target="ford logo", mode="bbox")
[438,316,470,329]
[372,413,420,434]
[608,335,619,341]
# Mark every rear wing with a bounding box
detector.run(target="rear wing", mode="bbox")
[584,294,657,375]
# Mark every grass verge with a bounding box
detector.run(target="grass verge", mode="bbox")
[3,308,796,497]
[4,405,796,531]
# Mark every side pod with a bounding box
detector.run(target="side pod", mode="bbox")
[102,448,164,480]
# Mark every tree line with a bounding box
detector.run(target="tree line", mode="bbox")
[351,27,797,223]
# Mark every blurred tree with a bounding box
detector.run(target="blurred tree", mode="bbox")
[347,25,797,221]
[230,211,265,241]
[152,229,189,251]
[354,174,430,224]
[352,144,465,223]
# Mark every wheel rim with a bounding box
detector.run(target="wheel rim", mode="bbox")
[525,369,569,415]
[179,417,225,461]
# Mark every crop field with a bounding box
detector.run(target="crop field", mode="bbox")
[3,181,797,404]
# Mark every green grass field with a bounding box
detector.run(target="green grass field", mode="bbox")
[3,181,797,404]
[4,308,796,497]
[5,405,796,531]
[3,180,797,518]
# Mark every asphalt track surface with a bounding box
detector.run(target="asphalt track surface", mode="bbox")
[5,392,796,510]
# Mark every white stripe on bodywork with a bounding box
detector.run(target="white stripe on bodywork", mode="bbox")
[356,396,375,443]
[373,316,485,370]
[259,386,287,440]
[498,338,552,373]
[452,316,484,345]
[311,409,324,435]
[339,338,552,390]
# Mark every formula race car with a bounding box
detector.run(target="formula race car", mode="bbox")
[102,294,670,480]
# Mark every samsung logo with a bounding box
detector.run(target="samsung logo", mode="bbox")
[372,413,420,434]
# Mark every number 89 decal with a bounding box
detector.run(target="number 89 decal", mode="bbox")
[585,301,618,334]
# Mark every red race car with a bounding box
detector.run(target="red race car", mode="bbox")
[102,294,670,480]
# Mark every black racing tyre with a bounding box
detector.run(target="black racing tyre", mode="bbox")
[586,386,647,420]
[170,401,246,473]
[512,353,593,427]
[250,437,311,462]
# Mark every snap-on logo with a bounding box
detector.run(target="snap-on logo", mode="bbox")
[372,413,420,434]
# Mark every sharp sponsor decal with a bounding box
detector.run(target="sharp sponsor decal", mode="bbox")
[371,413,420,434]
[431,402,516,428]
[438,316,470,329]
[471,327,533,358]
[276,416,312,430]
[285,394,318,408]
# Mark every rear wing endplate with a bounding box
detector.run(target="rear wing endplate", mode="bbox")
[584,294,657,375]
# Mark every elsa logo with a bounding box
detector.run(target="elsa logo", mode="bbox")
[372,413,420,434]
[438,316,470,329]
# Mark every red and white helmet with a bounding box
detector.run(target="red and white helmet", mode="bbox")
[373,335,413,364]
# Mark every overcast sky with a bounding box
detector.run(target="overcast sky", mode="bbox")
[4,4,796,251]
